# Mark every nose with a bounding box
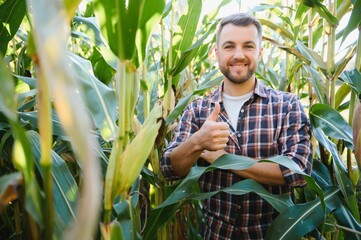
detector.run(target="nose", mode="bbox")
[233,46,244,59]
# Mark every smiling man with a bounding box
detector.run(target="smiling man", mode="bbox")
[161,13,312,239]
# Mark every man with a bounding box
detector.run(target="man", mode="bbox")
[161,13,312,239]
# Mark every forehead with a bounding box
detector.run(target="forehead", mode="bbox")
[218,24,260,45]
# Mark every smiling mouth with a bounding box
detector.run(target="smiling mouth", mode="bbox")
[230,61,248,67]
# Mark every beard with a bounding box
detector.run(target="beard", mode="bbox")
[219,64,256,84]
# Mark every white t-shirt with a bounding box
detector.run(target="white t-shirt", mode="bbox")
[222,91,253,131]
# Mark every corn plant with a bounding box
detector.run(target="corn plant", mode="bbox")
[0,0,361,239]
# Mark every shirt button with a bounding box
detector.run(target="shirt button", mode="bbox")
[240,109,244,113]
[237,133,241,137]
[237,205,241,210]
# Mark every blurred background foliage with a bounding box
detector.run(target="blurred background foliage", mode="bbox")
[0,0,361,239]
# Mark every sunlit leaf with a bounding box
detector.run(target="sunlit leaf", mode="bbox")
[259,19,293,40]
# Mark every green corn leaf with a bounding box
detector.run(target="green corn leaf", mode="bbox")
[313,128,359,221]
[168,21,217,77]
[0,60,17,121]
[72,16,109,48]
[0,0,26,55]
[301,0,339,27]
[27,130,78,231]
[92,0,137,60]
[335,83,351,110]
[136,0,165,65]
[296,40,327,69]
[305,65,329,104]
[310,103,353,149]
[265,187,342,240]
[333,205,361,239]
[341,0,361,44]
[166,73,223,125]
[17,111,65,136]
[68,53,118,142]
[171,0,202,65]
[26,0,101,238]
[340,69,361,96]
[259,18,294,40]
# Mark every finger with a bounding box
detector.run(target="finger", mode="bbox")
[216,122,230,130]
[207,102,221,122]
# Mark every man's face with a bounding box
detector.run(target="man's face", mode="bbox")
[216,24,263,85]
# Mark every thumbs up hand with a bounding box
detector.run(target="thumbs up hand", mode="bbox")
[195,102,230,151]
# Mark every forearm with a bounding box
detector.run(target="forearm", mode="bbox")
[169,133,204,177]
[201,150,286,186]
[231,162,286,186]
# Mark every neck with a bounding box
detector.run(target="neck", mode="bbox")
[223,77,256,96]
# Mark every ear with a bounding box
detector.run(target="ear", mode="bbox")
[215,46,219,61]
[258,46,263,60]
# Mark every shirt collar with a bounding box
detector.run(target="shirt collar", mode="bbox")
[210,78,268,103]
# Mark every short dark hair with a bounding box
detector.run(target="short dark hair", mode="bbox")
[216,13,263,46]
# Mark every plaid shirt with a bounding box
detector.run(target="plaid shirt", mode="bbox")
[161,80,312,239]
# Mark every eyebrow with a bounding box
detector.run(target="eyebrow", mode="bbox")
[221,40,257,47]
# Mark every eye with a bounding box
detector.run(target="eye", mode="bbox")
[223,44,234,50]
[245,44,255,49]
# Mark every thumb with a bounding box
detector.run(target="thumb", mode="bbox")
[207,102,221,121]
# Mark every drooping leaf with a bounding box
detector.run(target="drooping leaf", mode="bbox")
[259,18,294,40]
[310,103,353,149]
[301,0,339,26]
